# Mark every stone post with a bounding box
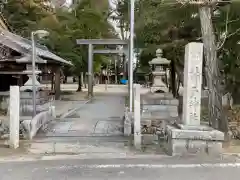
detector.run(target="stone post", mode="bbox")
[9,86,20,149]
[134,84,141,149]
[182,42,203,126]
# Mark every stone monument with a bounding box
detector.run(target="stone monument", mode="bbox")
[165,42,224,156]
[149,49,170,93]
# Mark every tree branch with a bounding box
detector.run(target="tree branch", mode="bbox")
[217,8,229,50]
[217,9,240,50]
[227,18,240,25]
[226,27,240,38]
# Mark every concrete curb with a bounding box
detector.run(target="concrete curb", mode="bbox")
[223,153,240,157]
[59,98,92,119]
[0,153,170,163]
[0,152,239,163]
[0,150,239,163]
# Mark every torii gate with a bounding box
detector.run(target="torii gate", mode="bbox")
[76,39,129,97]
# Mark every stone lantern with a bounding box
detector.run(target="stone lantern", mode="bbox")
[19,55,46,92]
[20,64,42,92]
[149,49,171,92]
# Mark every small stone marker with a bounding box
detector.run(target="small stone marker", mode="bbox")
[182,42,203,126]
[134,84,141,149]
[9,86,20,149]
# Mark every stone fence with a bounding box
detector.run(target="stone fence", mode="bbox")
[0,90,55,140]
[0,91,54,116]
[123,84,179,149]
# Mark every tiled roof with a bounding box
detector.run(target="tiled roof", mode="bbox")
[0,29,72,65]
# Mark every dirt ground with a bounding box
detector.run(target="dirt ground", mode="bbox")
[60,91,88,101]
[0,140,29,157]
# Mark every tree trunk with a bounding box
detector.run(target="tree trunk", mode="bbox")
[170,61,177,97]
[199,6,228,132]
[76,75,82,92]
[51,74,54,91]
[84,72,87,88]
[54,67,61,100]
[81,72,84,87]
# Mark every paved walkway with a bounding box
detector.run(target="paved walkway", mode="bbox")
[47,94,125,137]
[28,94,130,155]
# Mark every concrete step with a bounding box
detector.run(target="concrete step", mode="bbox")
[141,111,178,119]
[142,104,178,112]
[28,141,129,155]
[40,132,124,137]
[141,93,173,99]
[141,99,178,106]
[33,135,129,143]
[28,136,130,155]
